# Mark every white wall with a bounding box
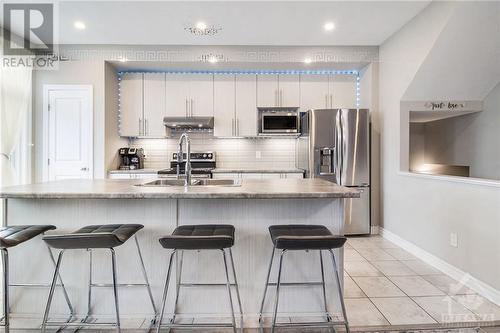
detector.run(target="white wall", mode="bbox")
[380,0,500,294]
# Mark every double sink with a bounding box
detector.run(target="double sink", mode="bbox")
[138,179,242,187]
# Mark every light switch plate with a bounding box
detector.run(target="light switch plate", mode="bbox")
[450,233,458,247]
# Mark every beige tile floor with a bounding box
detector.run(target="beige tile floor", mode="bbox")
[344,235,500,330]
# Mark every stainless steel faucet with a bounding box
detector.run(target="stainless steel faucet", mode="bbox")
[177,133,191,186]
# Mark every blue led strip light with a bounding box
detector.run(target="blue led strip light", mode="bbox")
[118,69,359,76]
[356,74,361,107]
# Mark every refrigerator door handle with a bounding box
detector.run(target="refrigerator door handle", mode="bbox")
[335,111,343,184]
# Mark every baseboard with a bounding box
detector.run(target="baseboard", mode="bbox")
[380,227,500,306]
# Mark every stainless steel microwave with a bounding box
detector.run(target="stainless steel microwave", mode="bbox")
[258,107,300,135]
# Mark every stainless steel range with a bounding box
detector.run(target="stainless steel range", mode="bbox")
[158,152,215,179]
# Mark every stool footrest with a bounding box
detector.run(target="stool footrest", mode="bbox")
[160,322,235,329]
[273,320,347,328]
[10,283,67,288]
[179,282,237,287]
[268,281,324,286]
[43,321,117,328]
[90,283,149,288]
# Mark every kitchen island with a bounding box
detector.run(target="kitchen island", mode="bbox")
[0,178,358,328]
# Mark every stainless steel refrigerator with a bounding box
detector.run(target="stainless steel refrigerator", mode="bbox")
[297,109,370,235]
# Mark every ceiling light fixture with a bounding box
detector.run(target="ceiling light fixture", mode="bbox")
[208,56,218,64]
[323,22,335,32]
[185,22,222,36]
[304,58,312,64]
[74,21,86,30]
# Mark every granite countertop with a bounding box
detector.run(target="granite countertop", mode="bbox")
[0,179,359,199]
[212,168,304,174]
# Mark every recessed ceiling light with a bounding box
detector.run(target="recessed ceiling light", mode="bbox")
[208,56,218,64]
[304,58,312,64]
[323,22,335,32]
[196,21,207,30]
[74,21,86,30]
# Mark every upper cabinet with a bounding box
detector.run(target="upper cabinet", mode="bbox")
[214,74,257,137]
[143,73,166,136]
[119,73,143,137]
[299,74,357,111]
[119,72,358,137]
[256,74,300,107]
[165,74,214,117]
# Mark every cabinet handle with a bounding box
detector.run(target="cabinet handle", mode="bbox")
[139,118,142,135]
[275,90,278,107]
[280,90,283,106]
[191,99,194,117]
[185,99,189,117]
[145,118,148,136]
[325,95,329,108]
[232,118,235,136]
[330,94,333,108]
[236,119,239,136]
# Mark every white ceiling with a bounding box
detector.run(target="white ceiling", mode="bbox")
[53,1,430,46]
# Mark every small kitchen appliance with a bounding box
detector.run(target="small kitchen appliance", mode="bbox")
[258,107,300,135]
[118,147,145,170]
[297,109,371,235]
[158,152,216,178]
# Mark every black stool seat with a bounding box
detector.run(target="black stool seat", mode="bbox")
[43,224,144,249]
[159,224,235,250]
[0,225,56,248]
[269,225,346,250]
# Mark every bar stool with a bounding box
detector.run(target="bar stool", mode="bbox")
[156,224,243,333]
[0,225,74,333]
[41,224,157,332]
[258,224,349,333]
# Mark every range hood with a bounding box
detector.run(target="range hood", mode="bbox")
[163,116,214,130]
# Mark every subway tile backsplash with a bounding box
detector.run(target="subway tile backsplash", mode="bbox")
[131,136,297,170]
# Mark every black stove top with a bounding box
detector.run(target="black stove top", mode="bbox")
[158,152,216,175]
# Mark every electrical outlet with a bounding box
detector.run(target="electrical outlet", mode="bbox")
[256,151,261,159]
[450,233,458,248]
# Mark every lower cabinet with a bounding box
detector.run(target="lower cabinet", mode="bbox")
[108,173,157,179]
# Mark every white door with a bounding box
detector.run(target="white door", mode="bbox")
[300,74,330,110]
[45,86,93,180]
[143,73,166,136]
[189,74,214,117]
[278,75,300,107]
[165,74,190,117]
[257,75,279,107]
[119,73,143,136]
[235,75,257,136]
[214,75,235,137]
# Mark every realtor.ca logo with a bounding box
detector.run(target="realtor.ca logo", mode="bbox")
[2,2,61,69]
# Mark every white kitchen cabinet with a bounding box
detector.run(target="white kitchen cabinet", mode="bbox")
[235,75,257,136]
[212,173,241,179]
[257,74,300,107]
[278,75,300,107]
[240,173,266,179]
[214,75,257,137]
[282,173,304,179]
[165,74,214,117]
[119,73,143,136]
[300,74,330,110]
[257,75,279,107]
[189,74,214,117]
[331,75,357,108]
[165,74,191,117]
[213,75,235,137]
[143,73,166,136]
[108,172,157,179]
[260,173,282,179]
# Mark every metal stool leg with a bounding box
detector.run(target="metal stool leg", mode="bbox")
[41,250,65,333]
[222,249,237,333]
[228,248,243,333]
[271,250,286,333]
[156,250,176,333]
[170,250,184,329]
[329,249,350,333]
[110,248,121,333]
[45,239,75,318]
[258,246,275,333]
[1,249,9,333]
[319,250,332,322]
[134,235,157,319]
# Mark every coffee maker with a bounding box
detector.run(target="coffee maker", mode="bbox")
[118,148,145,170]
